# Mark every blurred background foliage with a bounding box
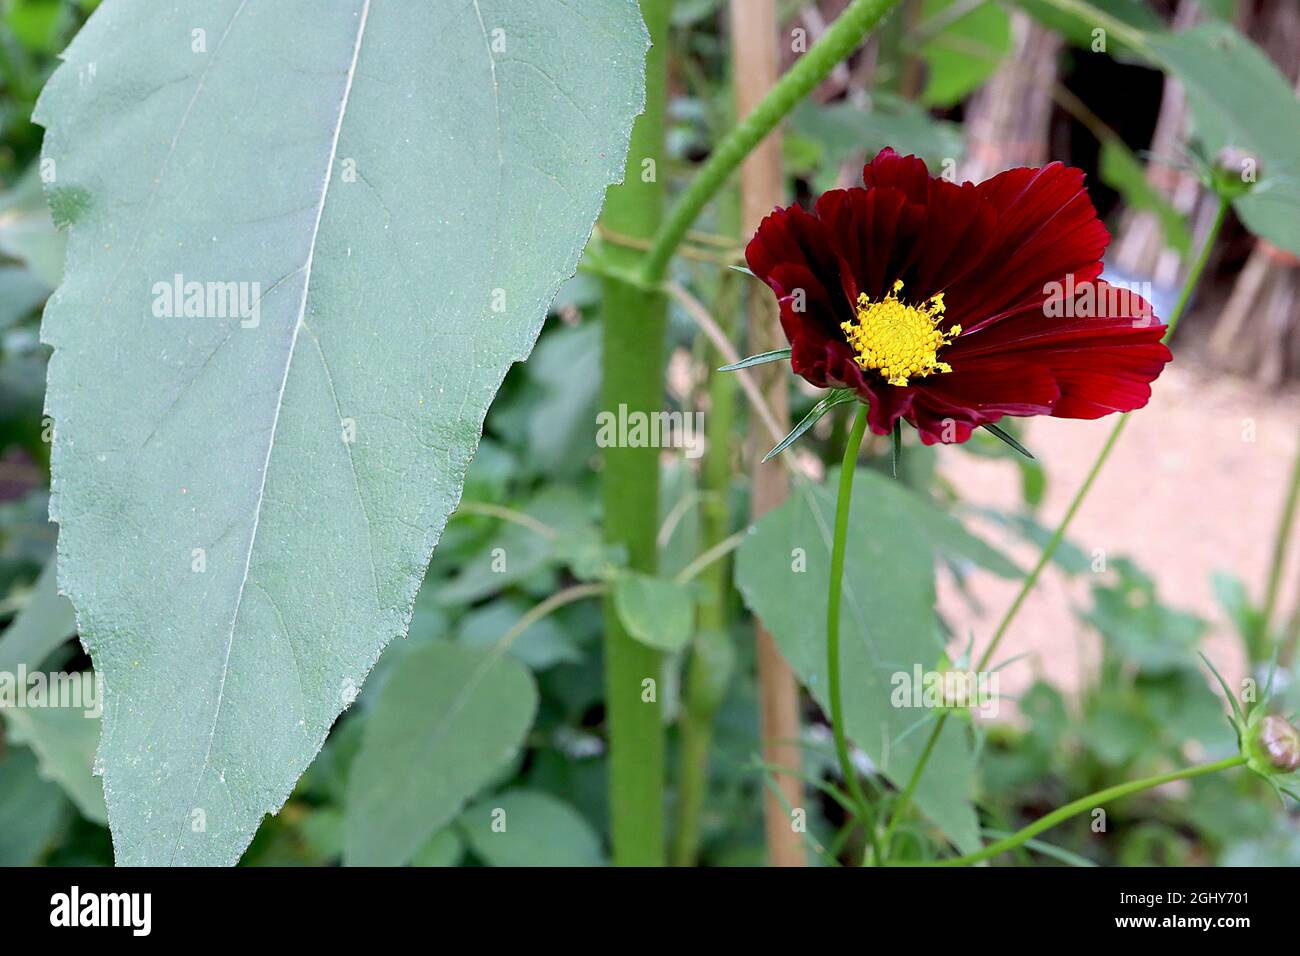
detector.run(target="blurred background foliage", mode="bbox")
[1,0,1298,867]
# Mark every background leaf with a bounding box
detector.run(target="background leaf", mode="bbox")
[1098,139,1191,255]
[34,0,647,865]
[1144,22,1300,256]
[344,641,538,866]
[0,556,74,673]
[458,789,604,866]
[613,572,694,652]
[0,746,67,864]
[0,166,64,286]
[734,471,994,854]
[918,0,1013,108]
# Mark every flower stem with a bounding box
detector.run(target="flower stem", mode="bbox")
[827,405,877,850]
[597,0,673,867]
[638,0,902,284]
[892,755,1246,867]
[880,197,1231,860]
[1261,426,1300,660]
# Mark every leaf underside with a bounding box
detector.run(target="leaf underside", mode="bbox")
[36,0,647,865]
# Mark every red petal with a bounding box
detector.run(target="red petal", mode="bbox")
[815,186,926,300]
[862,147,931,204]
[907,360,1060,443]
[944,164,1110,331]
[942,281,1171,421]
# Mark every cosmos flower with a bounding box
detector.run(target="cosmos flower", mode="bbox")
[745,147,1172,445]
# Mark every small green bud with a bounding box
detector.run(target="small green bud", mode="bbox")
[1253,715,1300,774]
[1208,148,1259,201]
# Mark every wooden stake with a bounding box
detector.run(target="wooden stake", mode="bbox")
[730,0,807,867]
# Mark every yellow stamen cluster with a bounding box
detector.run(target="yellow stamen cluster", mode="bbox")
[840,280,960,387]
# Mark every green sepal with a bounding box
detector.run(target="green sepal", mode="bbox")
[982,422,1034,460]
[761,388,857,463]
[718,347,791,372]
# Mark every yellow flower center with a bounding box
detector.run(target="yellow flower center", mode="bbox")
[840,280,960,387]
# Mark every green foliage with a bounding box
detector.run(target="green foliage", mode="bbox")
[1,0,1296,871]
[917,0,1012,107]
[1098,139,1191,255]
[614,572,695,652]
[33,0,646,865]
[735,469,1023,854]
[1146,23,1300,255]
[344,641,539,866]
[788,96,963,191]
[460,789,605,866]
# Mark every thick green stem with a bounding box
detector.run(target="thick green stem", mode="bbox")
[598,0,672,867]
[880,198,1231,860]
[894,755,1246,867]
[827,407,875,840]
[639,0,901,283]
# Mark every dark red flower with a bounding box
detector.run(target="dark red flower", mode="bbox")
[745,148,1172,445]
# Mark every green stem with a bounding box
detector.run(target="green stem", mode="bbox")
[674,530,746,586]
[598,0,673,867]
[1261,427,1300,658]
[894,755,1246,867]
[880,197,1231,860]
[827,406,877,850]
[498,584,606,653]
[638,0,902,283]
[673,207,742,867]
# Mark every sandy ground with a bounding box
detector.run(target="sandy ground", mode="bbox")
[938,356,1300,702]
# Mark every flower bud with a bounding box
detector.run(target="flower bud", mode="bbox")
[1255,715,1300,774]
[1209,148,1259,201]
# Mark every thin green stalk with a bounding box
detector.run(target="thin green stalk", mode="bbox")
[639,0,902,283]
[1260,426,1300,656]
[498,584,606,653]
[674,529,746,586]
[598,0,672,867]
[827,406,879,857]
[880,198,1231,860]
[894,755,1246,867]
[673,211,742,867]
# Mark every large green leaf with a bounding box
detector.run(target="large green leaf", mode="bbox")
[34,0,647,865]
[344,641,538,866]
[734,471,1013,854]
